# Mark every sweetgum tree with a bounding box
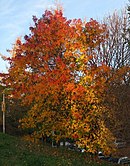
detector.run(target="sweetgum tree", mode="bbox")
[5,9,114,154]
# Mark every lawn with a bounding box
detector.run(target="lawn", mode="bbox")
[0,132,116,166]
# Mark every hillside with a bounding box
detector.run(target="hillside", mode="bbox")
[0,132,115,166]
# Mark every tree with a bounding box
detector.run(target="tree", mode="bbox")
[95,9,130,141]
[95,9,129,69]
[128,0,130,18]
[5,8,114,154]
[128,1,130,47]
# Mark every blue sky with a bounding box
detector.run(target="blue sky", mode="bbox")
[0,0,128,73]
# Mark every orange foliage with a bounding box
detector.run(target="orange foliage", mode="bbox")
[5,8,115,153]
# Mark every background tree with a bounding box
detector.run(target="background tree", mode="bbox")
[97,9,130,141]
[128,1,130,46]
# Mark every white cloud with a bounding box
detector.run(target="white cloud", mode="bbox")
[0,0,55,48]
[0,0,55,72]
[0,0,15,17]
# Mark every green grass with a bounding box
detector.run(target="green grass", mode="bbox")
[0,132,116,166]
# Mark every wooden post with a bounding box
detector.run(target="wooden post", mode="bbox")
[2,92,6,133]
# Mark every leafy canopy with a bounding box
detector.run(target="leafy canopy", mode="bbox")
[6,8,115,154]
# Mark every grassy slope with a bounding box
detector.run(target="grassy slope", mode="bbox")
[0,132,115,166]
